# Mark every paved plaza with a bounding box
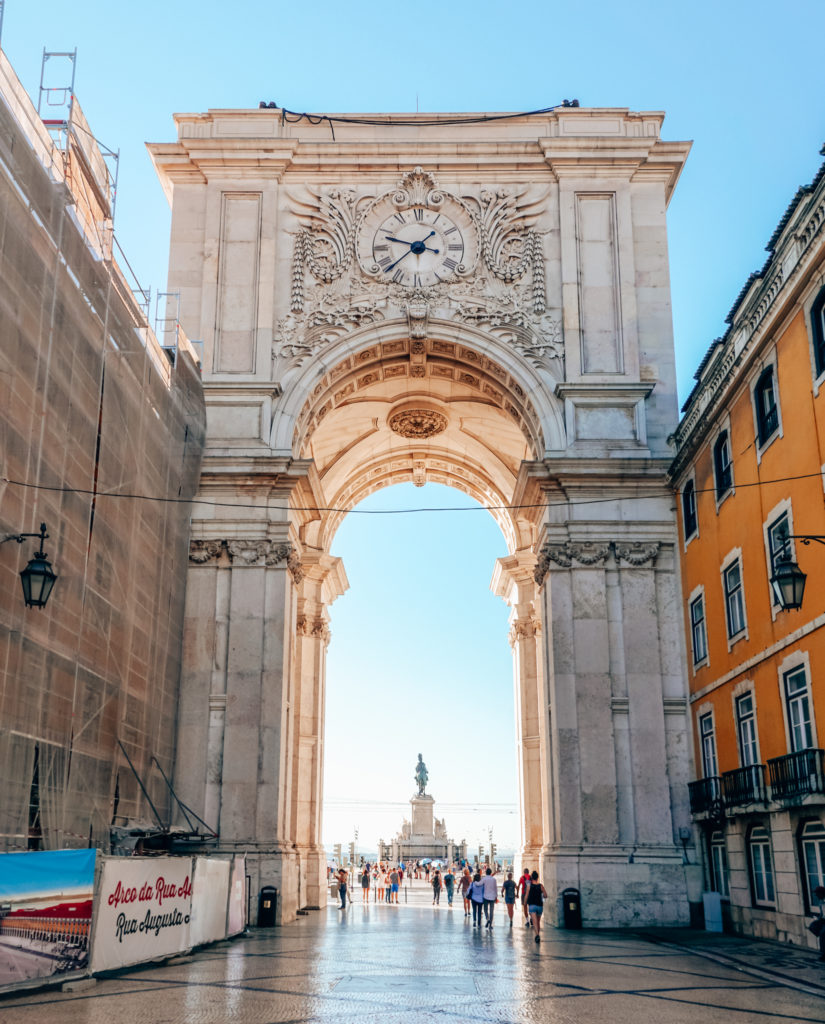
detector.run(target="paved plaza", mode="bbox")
[2,895,825,1024]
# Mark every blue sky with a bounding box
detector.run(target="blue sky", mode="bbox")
[3,0,822,855]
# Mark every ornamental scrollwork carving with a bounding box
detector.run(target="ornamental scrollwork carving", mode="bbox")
[286,549,304,584]
[296,614,331,645]
[614,543,660,567]
[388,408,448,439]
[508,616,542,647]
[189,540,224,564]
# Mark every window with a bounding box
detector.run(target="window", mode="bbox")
[723,559,746,639]
[735,693,758,767]
[784,666,814,752]
[709,830,729,898]
[690,594,708,665]
[682,480,698,540]
[713,431,733,500]
[754,366,779,445]
[699,712,718,778]
[748,825,776,906]
[812,286,825,377]
[801,820,825,910]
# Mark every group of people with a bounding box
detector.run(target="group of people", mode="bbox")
[332,862,549,942]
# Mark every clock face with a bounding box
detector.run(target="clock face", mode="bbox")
[360,206,468,287]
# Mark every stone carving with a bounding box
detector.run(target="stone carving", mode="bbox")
[508,616,541,647]
[388,408,448,439]
[274,173,559,375]
[415,753,428,796]
[533,541,661,584]
[615,543,660,567]
[189,539,224,564]
[222,539,302,573]
[296,614,331,644]
[434,817,447,840]
[286,549,305,584]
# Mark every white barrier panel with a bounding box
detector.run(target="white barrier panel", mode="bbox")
[189,858,230,947]
[91,856,194,972]
[227,856,246,935]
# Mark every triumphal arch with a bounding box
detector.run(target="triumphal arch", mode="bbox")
[149,106,693,925]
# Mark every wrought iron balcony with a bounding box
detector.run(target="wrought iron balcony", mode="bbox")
[722,764,767,807]
[767,749,825,800]
[688,776,723,817]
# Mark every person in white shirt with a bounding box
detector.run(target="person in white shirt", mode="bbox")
[481,868,498,928]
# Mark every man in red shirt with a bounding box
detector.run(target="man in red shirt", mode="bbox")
[516,868,532,926]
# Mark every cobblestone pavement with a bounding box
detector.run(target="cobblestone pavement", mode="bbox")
[1,902,825,1023]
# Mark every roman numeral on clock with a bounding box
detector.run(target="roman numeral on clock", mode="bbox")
[442,257,458,271]
[448,244,462,251]
[413,208,424,221]
[378,257,392,269]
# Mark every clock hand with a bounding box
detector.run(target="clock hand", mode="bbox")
[385,249,413,272]
[383,236,412,246]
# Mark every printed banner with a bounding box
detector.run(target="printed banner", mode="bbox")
[0,849,96,992]
[91,856,193,972]
[189,858,230,947]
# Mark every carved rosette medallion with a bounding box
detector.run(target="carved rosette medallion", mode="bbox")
[388,408,448,439]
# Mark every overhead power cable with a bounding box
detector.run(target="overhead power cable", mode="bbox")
[2,468,823,516]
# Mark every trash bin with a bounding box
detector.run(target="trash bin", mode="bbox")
[258,886,277,927]
[561,887,582,929]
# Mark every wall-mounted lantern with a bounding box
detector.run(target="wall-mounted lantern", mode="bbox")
[2,522,58,608]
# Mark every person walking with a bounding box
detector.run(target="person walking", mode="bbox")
[526,870,548,944]
[459,867,472,916]
[336,867,348,910]
[501,871,517,927]
[432,869,442,905]
[468,872,484,927]
[443,867,455,907]
[360,866,371,903]
[481,867,498,929]
[516,868,532,927]
[376,867,385,903]
[389,867,400,904]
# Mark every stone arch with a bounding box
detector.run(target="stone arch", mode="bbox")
[269,319,566,457]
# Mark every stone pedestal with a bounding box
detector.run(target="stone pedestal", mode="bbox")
[410,795,434,837]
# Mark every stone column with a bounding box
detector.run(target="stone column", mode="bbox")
[289,550,348,909]
[491,553,547,872]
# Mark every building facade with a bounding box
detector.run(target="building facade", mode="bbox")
[0,50,205,854]
[670,149,825,944]
[150,105,697,924]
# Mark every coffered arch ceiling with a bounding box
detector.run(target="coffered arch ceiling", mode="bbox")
[292,331,548,553]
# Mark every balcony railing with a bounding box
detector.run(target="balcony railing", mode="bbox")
[722,764,767,806]
[688,776,723,816]
[768,748,825,800]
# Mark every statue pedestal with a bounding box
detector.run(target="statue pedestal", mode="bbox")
[410,794,434,837]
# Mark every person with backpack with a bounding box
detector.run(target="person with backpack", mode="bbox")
[468,872,485,927]
[431,869,442,905]
[526,870,548,944]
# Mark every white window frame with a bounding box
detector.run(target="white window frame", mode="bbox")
[734,690,759,768]
[763,498,795,621]
[720,547,748,648]
[776,652,817,754]
[801,819,825,910]
[709,830,730,899]
[748,825,776,907]
[804,276,825,395]
[711,420,735,510]
[750,350,783,460]
[688,584,708,669]
[681,472,699,547]
[698,709,718,779]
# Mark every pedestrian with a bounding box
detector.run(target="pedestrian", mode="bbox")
[360,866,370,902]
[468,872,484,927]
[516,867,532,927]
[432,869,442,905]
[389,866,400,904]
[443,867,455,907]
[501,871,517,927]
[481,867,498,929]
[337,867,348,910]
[526,870,548,944]
[459,867,472,916]
[377,867,385,903]
[425,862,430,881]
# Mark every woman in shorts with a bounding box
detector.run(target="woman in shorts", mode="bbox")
[526,870,548,944]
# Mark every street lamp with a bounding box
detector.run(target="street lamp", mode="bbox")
[770,535,825,611]
[2,522,58,608]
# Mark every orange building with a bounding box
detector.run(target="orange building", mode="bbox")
[670,149,825,944]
